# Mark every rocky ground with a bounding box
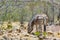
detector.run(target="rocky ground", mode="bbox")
[0,22,60,40]
[0,22,39,40]
[0,31,39,40]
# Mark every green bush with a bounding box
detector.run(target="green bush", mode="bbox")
[34,32,40,36]
[43,32,47,37]
[7,24,12,29]
[34,32,47,37]
[7,21,12,29]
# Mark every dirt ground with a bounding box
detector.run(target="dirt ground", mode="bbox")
[0,22,60,40]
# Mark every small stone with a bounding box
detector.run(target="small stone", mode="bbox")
[8,30,12,33]
[3,36,8,40]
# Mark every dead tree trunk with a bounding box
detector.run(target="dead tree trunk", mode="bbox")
[51,0,54,24]
[58,8,60,25]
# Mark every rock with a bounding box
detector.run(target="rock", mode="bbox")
[29,35,39,40]
[30,37,38,40]
[8,30,12,33]
[21,37,29,40]
[0,30,4,36]
[3,36,8,40]
[16,29,21,33]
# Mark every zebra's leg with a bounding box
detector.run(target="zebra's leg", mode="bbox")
[28,26,31,33]
[28,26,33,34]
[36,24,38,32]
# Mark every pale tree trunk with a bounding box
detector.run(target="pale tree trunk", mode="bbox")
[20,2,25,27]
[58,8,60,25]
[51,0,54,24]
[20,8,24,27]
[20,15,24,27]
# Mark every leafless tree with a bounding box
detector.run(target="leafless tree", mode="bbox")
[51,0,54,24]
[58,8,60,25]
